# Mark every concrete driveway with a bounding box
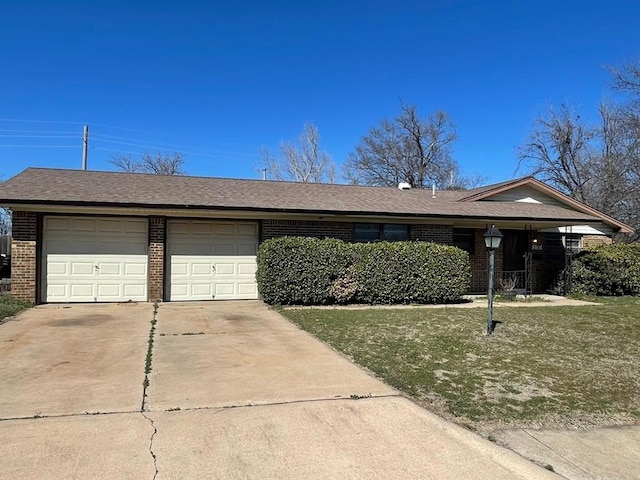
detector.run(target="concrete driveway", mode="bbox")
[0,301,561,479]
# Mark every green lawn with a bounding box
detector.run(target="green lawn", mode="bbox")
[280,297,640,432]
[0,295,33,321]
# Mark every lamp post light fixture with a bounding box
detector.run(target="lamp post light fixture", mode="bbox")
[484,225,503,335]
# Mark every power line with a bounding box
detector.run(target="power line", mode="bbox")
[91,138,246,159]
[0,129,78,134]
[91,132,216,153]
[0,144,78,148]
[0,118,83,125]
[0,134,77,139]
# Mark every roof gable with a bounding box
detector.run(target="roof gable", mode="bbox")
[460,177,633,233]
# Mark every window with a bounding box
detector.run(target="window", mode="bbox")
[453,228,475,254]
[354,223,409,242]
[563,234,583,251]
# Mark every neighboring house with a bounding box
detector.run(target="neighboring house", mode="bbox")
[0,168,632,304]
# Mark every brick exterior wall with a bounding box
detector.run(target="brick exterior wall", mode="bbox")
[11,211,37,303]
[148,216,165,302]
[261,219,354,242]
[582,234,612,248]
[410,224,453,243]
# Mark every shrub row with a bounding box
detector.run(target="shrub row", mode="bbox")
[568,243,640,296]
[256,237,471,305]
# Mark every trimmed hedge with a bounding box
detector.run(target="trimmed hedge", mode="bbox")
[256,237,357,305]
[256,237,471,305]
[569,243,640,296]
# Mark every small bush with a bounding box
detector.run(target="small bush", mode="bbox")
[256,237,471,305]
[568,243,640,296]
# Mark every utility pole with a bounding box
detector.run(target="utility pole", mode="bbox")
[82,124,89,170]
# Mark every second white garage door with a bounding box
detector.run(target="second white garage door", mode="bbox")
[167,220,259,301]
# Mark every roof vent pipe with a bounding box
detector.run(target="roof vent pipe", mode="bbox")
[398,182,412,190]
[432,183,436,198]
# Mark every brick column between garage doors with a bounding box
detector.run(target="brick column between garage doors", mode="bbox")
[11,211,37,303]
[148,216,165,302]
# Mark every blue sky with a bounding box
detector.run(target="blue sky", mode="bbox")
[1,0,639,184]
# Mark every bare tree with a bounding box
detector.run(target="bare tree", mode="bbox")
[344,104,460,189]
[610,60,640,107]
[261,123,336,183]
[517,104,595,203]
[110,151,186,175]
[0,208,10,235]
[0,178,10,235]
[518,102,640,240]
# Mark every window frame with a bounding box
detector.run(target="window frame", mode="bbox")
[354,223,409,242]
[452,228,475,254]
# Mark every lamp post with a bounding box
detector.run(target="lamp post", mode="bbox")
[484,225,503,335]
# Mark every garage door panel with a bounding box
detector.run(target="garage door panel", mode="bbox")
[171,263,189,276]
[237,243,257,255]
[47,284,68,298]
[237,223,258,236]
[214,242,235,255]
[168,220,258,301]
[71,218,97,232]
[45,217,71,231]
[238,262,257,275]
[124,263,147,275]
[99,219,126,233]
[47,261,69,276]
[97,284,121,298]
[191,222,215,235]
[214,283,234,296]
[43,217,148,303]
[171,284,188,297]
[124,220,147,234]
[191,263,213,276]
[192,283,214,296]
[70,284,95,297]
[217,223,239,234]
[71,262,95,276]
[214,263,235,275]
[98,263,121,276]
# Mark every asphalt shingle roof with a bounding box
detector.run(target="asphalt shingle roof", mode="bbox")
[0,167,603,223]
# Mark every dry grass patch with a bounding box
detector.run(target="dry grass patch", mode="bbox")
[0,295,32,322]
[280,296,640,432]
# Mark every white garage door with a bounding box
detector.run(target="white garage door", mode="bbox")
[43,216,148,302]
[168,220,258,301]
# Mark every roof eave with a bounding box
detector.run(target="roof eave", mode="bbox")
[0,199,604,226]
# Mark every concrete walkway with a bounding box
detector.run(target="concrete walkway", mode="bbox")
[284,294,600,310]
[495,426,640,480]
[0,301,569,478]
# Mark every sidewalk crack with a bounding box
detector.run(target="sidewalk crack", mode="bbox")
[141,412,158,480]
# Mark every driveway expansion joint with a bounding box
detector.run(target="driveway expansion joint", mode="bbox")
[141,302,159,411]
[151,393,403,415]
[0,409,142,423]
